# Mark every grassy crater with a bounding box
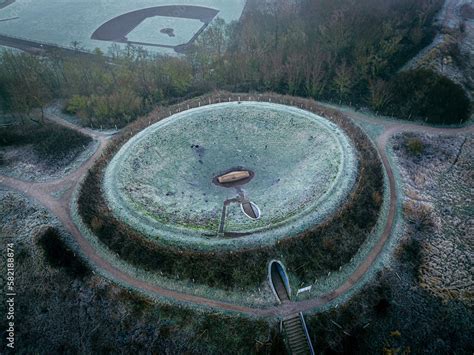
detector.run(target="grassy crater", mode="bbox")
[77,93,384,291]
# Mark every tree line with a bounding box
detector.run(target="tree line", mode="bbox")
[0,0,470,127]
[191,0,470,123]
[0,46,195,127]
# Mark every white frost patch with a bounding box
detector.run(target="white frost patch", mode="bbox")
[126,17,204,47]
[0,0,246,54]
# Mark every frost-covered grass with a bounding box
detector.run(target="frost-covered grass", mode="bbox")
[0,0,246,54]
[76,92,385,294]
[302,131,407,310]
[293,163,392,301]
[0,189,275,353]
[0,45,23,53]
[323,102,473,129]
[127,17,203,47]
[302,135,473,354]
[104,102,358,250]
[71,184,277,308]
[392,132,473,305]
[0,188,63,241]
[0,121,96,182]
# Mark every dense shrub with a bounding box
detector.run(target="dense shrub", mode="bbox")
[384,69,471,124]
[306,234,473,354]
[191,0,443,105]
[0,121,91,161]
[4,209,274,353]
[405,136,425,155]
[33,124,91,160]
[65,91,144,128]
[0,51,55,117]
[403,201,434,232]
[64,95,88,115]
[77,94,385,290]
[37,227,91,279]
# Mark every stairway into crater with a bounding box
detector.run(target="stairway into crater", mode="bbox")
[283,313,314,355]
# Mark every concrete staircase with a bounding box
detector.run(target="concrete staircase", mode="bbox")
[283,313,314,355]
[268,261,315,355]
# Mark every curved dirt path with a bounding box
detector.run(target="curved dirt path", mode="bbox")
[0,108,472,318]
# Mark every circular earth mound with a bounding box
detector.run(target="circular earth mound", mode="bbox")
[104,102,357,248]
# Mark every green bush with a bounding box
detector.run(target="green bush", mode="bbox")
[405,137,424,155]
[65,91,143,128]
[64,95,88,115]
[385,69,471,124]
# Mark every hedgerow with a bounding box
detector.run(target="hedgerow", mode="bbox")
[0,121,91,162]
[383,69,471,124]
[37,227,91,279]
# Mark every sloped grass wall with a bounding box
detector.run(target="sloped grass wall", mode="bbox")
[77,92,384,291]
